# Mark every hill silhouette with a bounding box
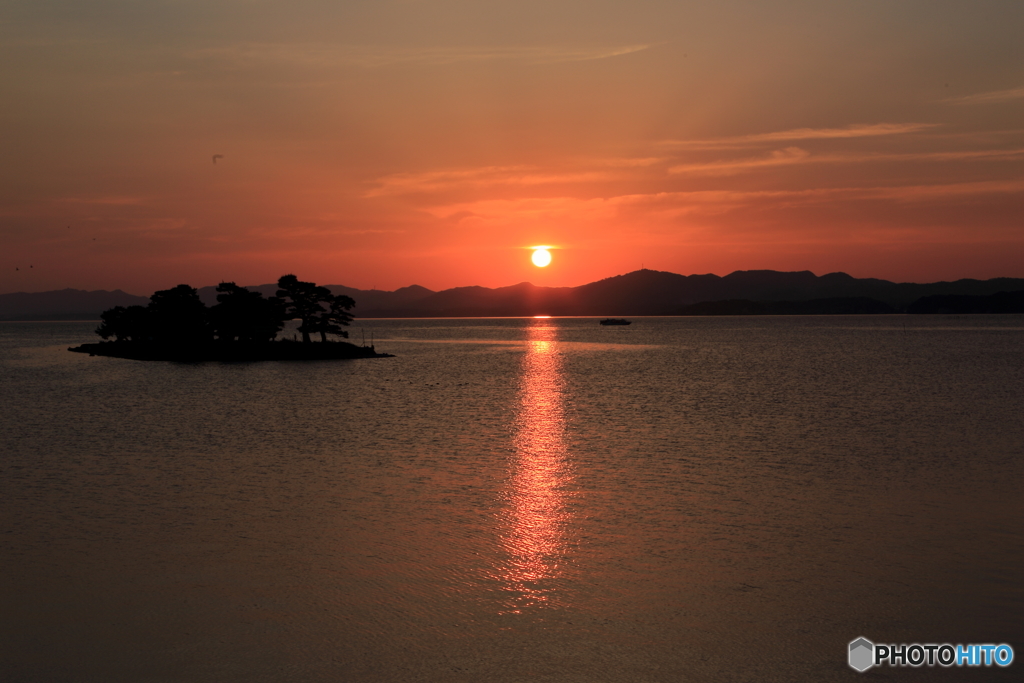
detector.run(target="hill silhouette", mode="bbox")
[906,290,1024,314]
[0,288,148,320]
[349,269,1024,317]
[7,269,1024,319]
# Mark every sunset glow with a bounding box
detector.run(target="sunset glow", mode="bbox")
[1,2,1022,294]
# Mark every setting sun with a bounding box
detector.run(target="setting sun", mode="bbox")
[531,248,552,268]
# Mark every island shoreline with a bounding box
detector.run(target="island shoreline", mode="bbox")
[68,340,393,362]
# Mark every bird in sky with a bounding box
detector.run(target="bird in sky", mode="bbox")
[212,154,224,164]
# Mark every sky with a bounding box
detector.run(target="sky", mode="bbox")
[2,0,1023,295]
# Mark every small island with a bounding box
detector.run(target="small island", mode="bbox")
[69,275,392,362]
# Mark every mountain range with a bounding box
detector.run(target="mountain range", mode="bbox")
[3,269,1024,320]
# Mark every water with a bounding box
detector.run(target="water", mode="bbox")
[2,316,1022,681]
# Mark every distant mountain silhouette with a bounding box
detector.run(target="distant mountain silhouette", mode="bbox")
[906,290,1024,314]
[0,288,149,320]
[352,269,1024,317]
[7,270,1024,319]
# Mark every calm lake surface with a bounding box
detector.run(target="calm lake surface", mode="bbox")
[2,316,1022,681]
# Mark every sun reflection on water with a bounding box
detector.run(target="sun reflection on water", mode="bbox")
[497,320,574,613]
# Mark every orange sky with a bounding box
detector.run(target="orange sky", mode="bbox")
[3,0,1023,295]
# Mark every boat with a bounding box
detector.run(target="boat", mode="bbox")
[599,318,631,325]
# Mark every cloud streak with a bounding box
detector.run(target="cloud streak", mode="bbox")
[667,147,1024,176]
[427,178,1024,225]
[660,123,938,149]
[942,86,1024,106]
[57,196,146,206]
[366,162,649,197]
[667,147,810,175]
[187,43,654,70]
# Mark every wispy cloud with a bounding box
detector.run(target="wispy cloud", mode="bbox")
[640,178,1024,208]
[667,147,1024,176]
[861,178,1024,201]
[668,147,810,175]
[188,43,653,70]
[942,86,1024,105]
[660,123,938,149]
[595,157,665,168]
[56,195,146,206]
[367,165,624,197]
[427,178,1024,225]
[345,44,654,67]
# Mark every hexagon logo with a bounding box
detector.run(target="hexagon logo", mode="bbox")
[849,637,874,672]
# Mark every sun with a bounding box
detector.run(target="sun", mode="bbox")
[531,247,552,267]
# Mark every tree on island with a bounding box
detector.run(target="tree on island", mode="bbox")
[97,285,209,344]
[79,275,383,361]
[148,284,209,345]
[96,304,150,342]
[276,274,354,343]
[210,282,286,343]
[90,276,364,359]
[315,292,356,342]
